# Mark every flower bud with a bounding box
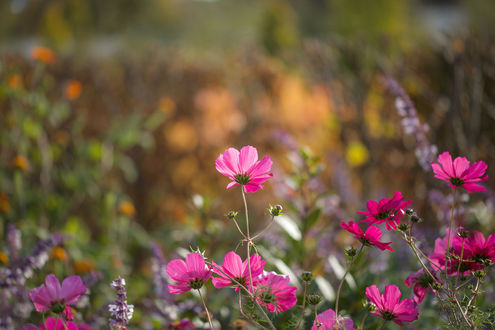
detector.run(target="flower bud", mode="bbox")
[404,208,414,216]
[456,228,470,238]
[301,271,313,282]
[225,211,238,219]
[398,223,409,231]
[432,283,442,291]
[307,294,322,305]
[344,247,357,258]
[473,270,485,278]
[268,205,283,217]
[410,215,422,223]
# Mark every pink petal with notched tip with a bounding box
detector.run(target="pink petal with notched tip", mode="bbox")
[166,259,189,283]
[247,156,272,178]
[453,156,470,177]
[60,276,86,306]
[437,152,455,177]
[222,148,241,174]
[239,146,259,173]
[383,285,401,310]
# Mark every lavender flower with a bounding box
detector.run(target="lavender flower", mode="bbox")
[109,277,134,329]
[382,76,438,170]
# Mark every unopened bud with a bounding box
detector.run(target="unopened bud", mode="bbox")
[411,215,422,223]
[404,208,414,216]
[457,228,470,238]
[301,271,313,282]
[268,205,283,217]
[398,223,409,231]
[307,294,322,305]
[344,247,357,258]
[226,211,238,219]
[473,270,485,278]
[432,283,442,291]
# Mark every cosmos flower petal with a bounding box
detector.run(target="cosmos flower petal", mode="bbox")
[60,276,87,305]
[239,146,259,173]
[452,156,470,177]
[437,151,455,177]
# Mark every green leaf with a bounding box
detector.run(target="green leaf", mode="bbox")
[303,208,321,231]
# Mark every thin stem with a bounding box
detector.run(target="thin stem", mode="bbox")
[335,244,364,316]
[295,281,308,329]
[446,188,457,278]
[454,238,466,288]
[252,215,275,241]
[313,305,320,328]
[358,312,368,330]
[452,295,473,329]
[466,276,482,309]
[241,187,254,291]
[238,292,266,329]
[198,289,214,329]
[231,216,247,239]
[395,231,437,283]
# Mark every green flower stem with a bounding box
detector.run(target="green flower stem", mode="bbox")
[295,281,308,329]
[252,215,275,241]
[198,289,214,329]
[335,244,364,316]
[445,188,457,281]
[240,187,254,291]
[454,238,466,288]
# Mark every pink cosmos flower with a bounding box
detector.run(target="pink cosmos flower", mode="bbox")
[252,272,297,313]
[463,231,495,269]
[358,192,411,230]
[365,285,418,325]
[404,269,438,303]
[22,317,81,330]
[215,145,273,193]
[166,253,212,294]
[29,274,87,313]
[212,251,266,291]
[428,229,470,275]
[341,221,394,251]
[312,308,355,330]
[431,151,488,193]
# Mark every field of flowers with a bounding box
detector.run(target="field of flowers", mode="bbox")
[1,1,495,329]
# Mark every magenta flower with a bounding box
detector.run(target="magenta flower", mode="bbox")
[358,192,411,230]
[22,317,80,330]
[215,145,273,193]
[428,229,469,275]
[312,308,355,330]
[341,221,394,251]
[29,274,87,313]
[463,231,495,269]
[365,284,418,325]
[404,269,438,303]
[166,252,212,294]
[431,151,488,193]
[252,272,297,313]
[212,251,266,291]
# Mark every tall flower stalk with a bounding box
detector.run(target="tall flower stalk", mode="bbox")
[109,277,134,329]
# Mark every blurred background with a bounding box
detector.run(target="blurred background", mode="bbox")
[1,0,495,328]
